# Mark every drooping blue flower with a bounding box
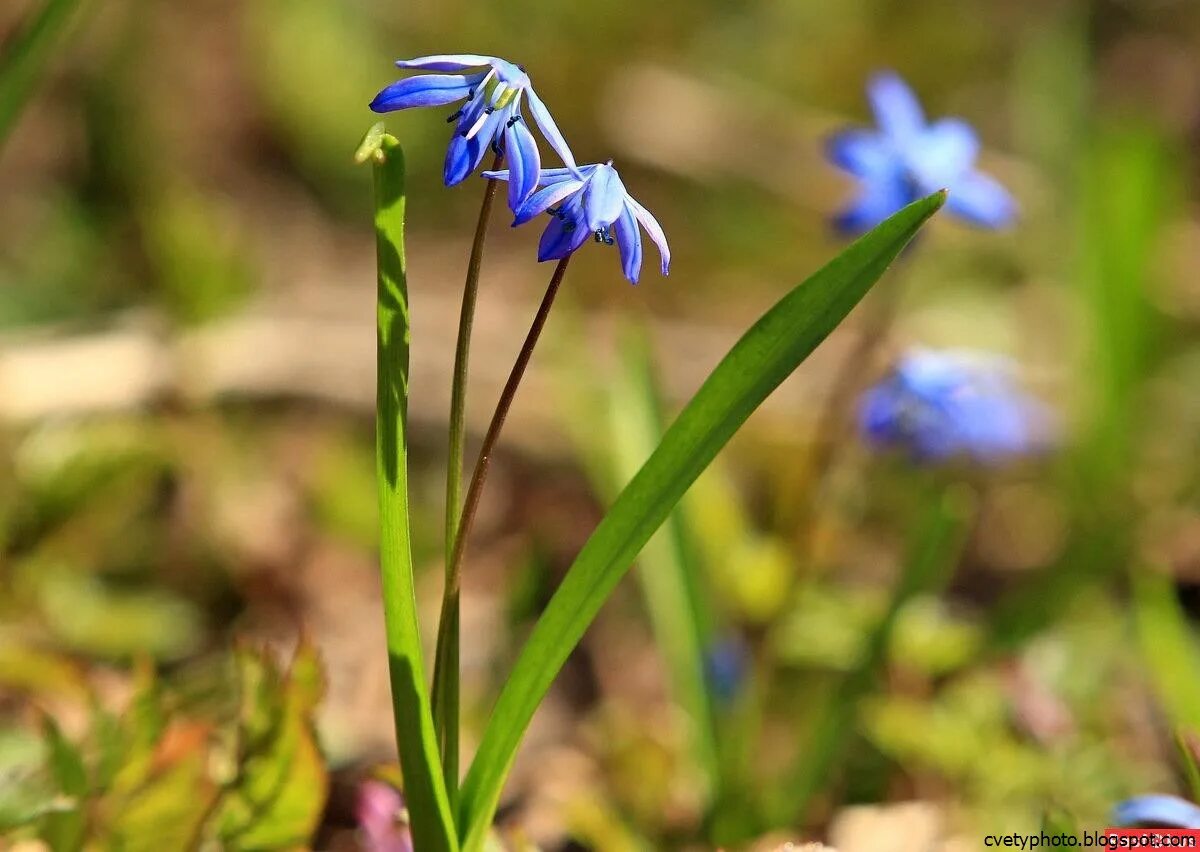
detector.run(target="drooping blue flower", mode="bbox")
[1113,795,1200,829]
[859,348,1050,464]
[370,54,578,211]
[828,72,1016,233]
[483,161,670,284]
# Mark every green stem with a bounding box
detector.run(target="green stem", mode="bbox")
[779,482,973,825]
[367,130,459,852]
[436,150,504,798]
[431,257,572,797]
[798,274,904,550]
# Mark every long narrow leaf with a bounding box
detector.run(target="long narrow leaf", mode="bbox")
[457,191,946,850]
[364,128,458,852]
[1133,567,1200,731]
[0,0,86,148]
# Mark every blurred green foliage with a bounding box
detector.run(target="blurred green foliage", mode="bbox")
[3,0,1200,847]
[0,645,326,849]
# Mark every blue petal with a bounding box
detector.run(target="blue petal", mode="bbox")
[513,179,585,226]
[481,169,511,182]
[834,176,913,234]
[444,109,503,186]
[945,171,1016,228]
[1114,796,1200,829]
[504,109,542,211]
[533,165,598,185]
[868,71,926,141]
[395,54,495,72]
[914,118,980,177]
[582,166,627,232]
[827,130,893,178]
[612,202,643,283]
[625,195,670,275]
[537,200,589,262]
[526,86,581,174]
[370,73,479,112]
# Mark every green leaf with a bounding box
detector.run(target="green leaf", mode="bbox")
[367,132,459,852]
[213,643,329,849]
[457,192,946,850]
[104,728,217,852]
[41,717,87,851]
[1133,567,1200,729]
[0,0,86,148]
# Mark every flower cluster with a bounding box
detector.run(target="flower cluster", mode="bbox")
[859,348,1050,464]
[371,54,669,283]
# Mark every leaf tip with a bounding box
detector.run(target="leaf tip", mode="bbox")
[355,122,398,165]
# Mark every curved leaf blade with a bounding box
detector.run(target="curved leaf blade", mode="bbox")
[369,130,459,852]
[458,191,946,849]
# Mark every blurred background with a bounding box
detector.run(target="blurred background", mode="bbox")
[2,0,1200,848]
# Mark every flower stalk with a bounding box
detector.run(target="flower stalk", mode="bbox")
[431,257,572,779]
[436,151,504,795]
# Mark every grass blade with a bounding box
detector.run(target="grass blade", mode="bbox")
[777,483,973,824]
[457,191,946,850]
[1133,567,1200,731]
[363,127,458,852]
[606,322,719,794]
[0,0,86,148]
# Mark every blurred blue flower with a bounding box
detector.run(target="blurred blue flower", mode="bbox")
[828,72,1016,233]
[370,54,578,210]
[483,161,670,284]
[705,634,750,704]
[859,348,1050,464]
[1113,795,1200,829]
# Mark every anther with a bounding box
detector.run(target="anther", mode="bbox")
[446,110,464,123]
[563,221,577,233]
[506,115,522,128]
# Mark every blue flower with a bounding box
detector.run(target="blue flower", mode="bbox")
[705,635,750,704]
[828,72,1016,233]
[370,54,578,211]
[483,161,670,284]
[859,348,1050,464]
[1113,795,1200,829]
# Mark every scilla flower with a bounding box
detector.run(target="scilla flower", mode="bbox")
[370,55,577,210]
[1113,795,1200,829]
[859,348,1050,464]
[828,72,1016,233]
[483,162,670,284]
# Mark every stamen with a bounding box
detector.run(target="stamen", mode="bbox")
[446,109,464,124]
[506,115,522,128]
[563,221,577,233]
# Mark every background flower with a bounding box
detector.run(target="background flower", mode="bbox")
[828,72,1016,233]
[859,348,1051,463]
